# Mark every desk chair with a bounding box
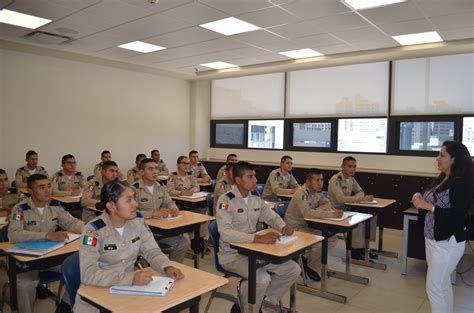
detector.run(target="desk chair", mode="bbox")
[206,193,214,217]
[321,190,328,198]
[86,175,94,181]
[211,179,216,191]
[205,221,243,313]
[256,184,264,197]
[60,253,80,307]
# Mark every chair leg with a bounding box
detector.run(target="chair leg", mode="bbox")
[298,256,308,286]
[56,280,64,306]
[204,289,216,313]
[237,279,244,313]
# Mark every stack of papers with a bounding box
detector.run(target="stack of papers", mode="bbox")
[322,211,356,221]
[157,175,169,181]
[180,192,208,199]
[276,235,298,245]
[110,276,175,297]
[6,233,80,256]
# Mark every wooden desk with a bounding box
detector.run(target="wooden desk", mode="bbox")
[0,240,79,311]
[344,198,397,268]
[78,261,228,313]
[198,182,213,192]
[302,213,373,303]
[171,194,208,210]
[276,193,294,201]
[231,231,322,313]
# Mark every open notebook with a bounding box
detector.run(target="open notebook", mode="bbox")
[322,211,357,222]
[5,233,81,256]
[110,276,175,297]
[256,229,298,245]
[180,192,208,199]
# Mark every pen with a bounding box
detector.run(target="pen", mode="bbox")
[138,263,145,271]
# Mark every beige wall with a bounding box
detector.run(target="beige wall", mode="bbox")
[0,48,191,179]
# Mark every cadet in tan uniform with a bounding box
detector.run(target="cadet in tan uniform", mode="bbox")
[151,149,169,176]
[127,153,146,185]
[132,158,189,262]
[328,156,377,260]
[285,168,343,281]
[216,153,238,181]
[93,150,125,181]
[216,161,300,313]
[51,154,86,197]
[213,163,235,212]
[0,169,22,215]
[81,161,119,223]
[15,150,49,188]
[262,155,299,201]
[74,181,183,313]
[189,150,211,183]
[9,174,84,313]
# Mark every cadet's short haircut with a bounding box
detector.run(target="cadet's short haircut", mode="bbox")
[26,150,37,159]
[135,153,146,162]
[342,156,356,165]
[305,168,323,181]
[101,150,111,157]
[96,180,128,212]
[27,173,48,189]
[226,153,237,162]
[101,161,118,171]
[189,150,198,157]
[151,149,159,155]
[232,161,255,179]
[61,154,75,164]
[139,158,156,170]
[225,162,235,172]
[0,169,6,175]
[177,156,188,164]
[280,155,293,163]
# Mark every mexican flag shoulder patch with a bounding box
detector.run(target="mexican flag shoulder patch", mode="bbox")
[12,213,23,221]
[218,202,229,210]
[83,235,98,247]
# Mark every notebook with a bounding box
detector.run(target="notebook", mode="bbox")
[5,233,81,256]
[359,200,378,204]
[322,211,356,222]
[110,276,175,297]
[276,235,298,245]
[180,192,208,199]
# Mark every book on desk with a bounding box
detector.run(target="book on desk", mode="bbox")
[179,192,208,199]
[5,233,80,256]
[109,276,175,297]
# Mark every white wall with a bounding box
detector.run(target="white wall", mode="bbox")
[190,80,211,158]
[1,48,191,179]
[0,48,4,167]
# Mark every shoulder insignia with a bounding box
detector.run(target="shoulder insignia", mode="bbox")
[288,171,293,175]
[132,182,139,189]
[136,211,144,218]
[39,166,45,170]
[75,172,82,176]
[337,175,342,180]
[224,192,235,200]
[197,162,202,166]
[251,191,259,196]
[187,171,193,175]
[57,171,64,177]
[18,203,31,212]
[94,181,100,187]
[82,231,98,247]
[172,171,177,175]
[160,160,164,163]
[90,219,106,231]
[276,171,281,176]
[49,199,61,206]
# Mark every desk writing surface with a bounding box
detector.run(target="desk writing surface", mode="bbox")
[198,182,212,187]
[19,188,81,203]
[171,195,207,203]
[276,193,294,199]
[0,240,79,262]
[145,211,215,230]
[78,261,228,313]
[230,231,322,257]
[344,198,396,208]
[305,212,373,228]
[19,188,28,195]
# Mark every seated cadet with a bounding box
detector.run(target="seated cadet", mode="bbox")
[15,150,49,188]
[132,158,190,262]
[328,156,377,260]
[81,161,119,223]
[262,155,299,202]
[216,161,300,313]
[189,150,211,184]
[151,149,169,176]
[74,181,184,313]
[216,153,238,181]
[285,168,343,281]
[93,150,125,181]
[127,153,146,185]
[0,169,22,215]
[51,154,86,197]
[213,163,235,213]
[9,174,84,313]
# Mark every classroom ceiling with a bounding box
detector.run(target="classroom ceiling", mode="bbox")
[0,0,473,76]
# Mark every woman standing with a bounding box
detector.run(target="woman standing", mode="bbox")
[412,141,472,313]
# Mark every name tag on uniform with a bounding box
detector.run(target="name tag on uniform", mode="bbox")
[26,220,37,225]
[131,236,140,243]
[158,196,163,200]
[254,208,260,212]
[140,198,149,202]
[59,181,66,185]
[104,244,117,250]
[237,208,244,213]
[52,217,58,221]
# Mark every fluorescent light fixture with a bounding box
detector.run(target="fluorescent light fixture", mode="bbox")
[200,62,237,69]
[279,48,323,59]
[392,31,443,46]
[0,9,51,29]
[199,17,261,36]
[342,0,406,10]
[117,41,165,53]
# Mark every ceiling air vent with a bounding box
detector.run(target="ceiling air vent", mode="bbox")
[25,31,71,45]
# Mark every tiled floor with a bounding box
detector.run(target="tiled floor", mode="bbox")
[1,229,473,313]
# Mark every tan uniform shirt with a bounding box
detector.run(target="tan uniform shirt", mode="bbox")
[127,167,140,185]
[328,171,364,210]
[51,170,86,196]
[93,162,125,181]
[216,165,226,181]
[15,166,49,188]
[0,191,22,213]
[8,197,84,243]
[157,160,169,176]
[213,176,232,210]
[132,179,177,218]
[166,172,199,197]
[262,168,299,201]
[285,184,337,229]
[81,178,104,222]
[190,162,209,179]
[215,185,286,264]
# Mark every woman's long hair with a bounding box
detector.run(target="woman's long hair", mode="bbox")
[95,180,128,212]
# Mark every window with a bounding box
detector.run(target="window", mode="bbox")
[292,122,332,148]
[399,121,455,151]
[337,118,387,153]
[248,120,284,149]
[212,122,246,147]
[463,117,474,155]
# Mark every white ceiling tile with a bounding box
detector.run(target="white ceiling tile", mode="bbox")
[39,20,100,38]
[177,65,205,75]
[7,0,76,20]
[152,59,191,69]
[146,26,223,48]
[282,0,351,19]
[147,38,245,59]
[313,43,358,55]
[198,0,275,15]
[438,26,474,40]
[268,21,324,39]
[245,53,290,63]
[199,37,248,51]
[429,11,474,31]
[258,39,308,52]
[223,57,264,66]
[127,51,169,63]
[377,19,435,36]
[351,37,399,50]
[231,29,285,45]
[414,0,474,18]
[125,0,195,13]
[236,6,301,28]
[295,32,342,46]
[359,1,425,25]
[331,26,387,43]
[64,32,124,52]
[227,46,272,58]
[160,2,228,25]
[310,12,371,32]
[0,23,33,38]
[96,46,142,58]
[48,0,102,10]
[168,51,241,67]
